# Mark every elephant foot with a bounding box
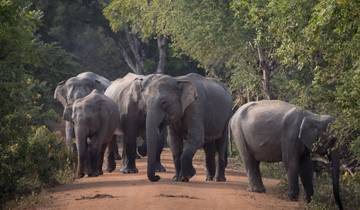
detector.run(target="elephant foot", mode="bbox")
[288,191,299,201]
[205,176,214,181]
[120,166,138,174]
[215,176,226,182]
[148,175,161,182]
[106,166,116,173]
[305,195,312,203]
[77,173,85,179]
[176,168,196,182]
[154,162,166,172]
[183,166,196,177]
[106,161,116,173]
[181,176,190,182]
[87,171,100,177]
[99,170,103,175]
[247,185,266,193]
[172,175,181,182]
[172,175,190,182]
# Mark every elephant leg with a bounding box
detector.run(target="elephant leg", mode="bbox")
[244,155,265,193]
[204,142,216,181]
[233,129,265,192]
[98,143,107,175]
[88,137,102,177]
[299,151,314,202]
[180,127,204,182]
[215,135,228,182]
[285,157,300,201]
[168,128,183,181]
[104,136,116,172]
[120,133,138,174]
[155,130,166,172]
[113,136,121,160]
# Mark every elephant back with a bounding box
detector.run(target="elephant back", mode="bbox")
[77,72,111,88]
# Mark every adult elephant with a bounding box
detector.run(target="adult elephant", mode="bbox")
[54,72,111,148]
[141,73,233,182]
[72,90,119,177]
[230,100,343,210]
[104,73,166,173]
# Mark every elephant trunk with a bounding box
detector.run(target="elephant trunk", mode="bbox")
[146,108,163,182]
[328,148,343,210]
[63,104,73,121]
[65,121,74,150]
[74,124,89,178]
[137,141,147,157]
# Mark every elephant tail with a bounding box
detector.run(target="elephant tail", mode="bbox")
[329,148,343,210]
[230,103,255,163]
[228,122,232,157]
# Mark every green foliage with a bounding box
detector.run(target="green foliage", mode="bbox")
[105,0,360,206]
[0,125,74,205]
[104,0,168,38]
[305,172,360,210]
[36,0,130,79]
[0,1,76,206]
[1,0,359,208]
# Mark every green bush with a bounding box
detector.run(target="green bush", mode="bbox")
[0,126,75,206]
[305,172,360,210]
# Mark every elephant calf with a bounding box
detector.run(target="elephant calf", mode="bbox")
[72,90,120,178]
[54,71,111,149]
[230,100,342,209]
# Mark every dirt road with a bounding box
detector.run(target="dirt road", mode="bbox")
[37,149,300,210]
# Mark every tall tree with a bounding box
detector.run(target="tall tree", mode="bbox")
[104,0,170,74]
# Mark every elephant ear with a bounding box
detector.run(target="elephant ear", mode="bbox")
[298,117,319,149]
[93,79,107,93]
[298,114,334,149]
[177,80,198,113]
[54,80,67,106]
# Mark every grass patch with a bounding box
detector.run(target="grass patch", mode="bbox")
[4,191,52,210]
[260,162,287,179]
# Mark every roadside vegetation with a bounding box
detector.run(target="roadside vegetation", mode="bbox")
[1,0,359,209]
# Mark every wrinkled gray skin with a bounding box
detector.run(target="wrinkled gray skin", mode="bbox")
[54,72,111,148]
[72,90,119,177]
[230,100,342,209]
[142,73,233,182]
[104,73,166,174]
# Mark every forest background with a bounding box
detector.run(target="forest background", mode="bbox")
[1,0,359,209]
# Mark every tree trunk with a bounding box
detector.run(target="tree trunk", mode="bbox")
[124,25,145,74]
[257,45,274,100]
[103,23,145,74]
[156,36,167,74]
[246,86,250,102]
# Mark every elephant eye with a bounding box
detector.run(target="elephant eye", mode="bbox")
[160,99,169,110]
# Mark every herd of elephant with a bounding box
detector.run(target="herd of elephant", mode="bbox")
[54,72,343,210]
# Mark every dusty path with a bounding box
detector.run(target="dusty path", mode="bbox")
[37,149,300,210]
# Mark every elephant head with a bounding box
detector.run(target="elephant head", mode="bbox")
[298,113,343,210]
[140,75,197,181]
[54,76,105,121]
[298,113,334,149]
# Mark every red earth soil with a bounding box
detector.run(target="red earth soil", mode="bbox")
[35,149,301,210]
